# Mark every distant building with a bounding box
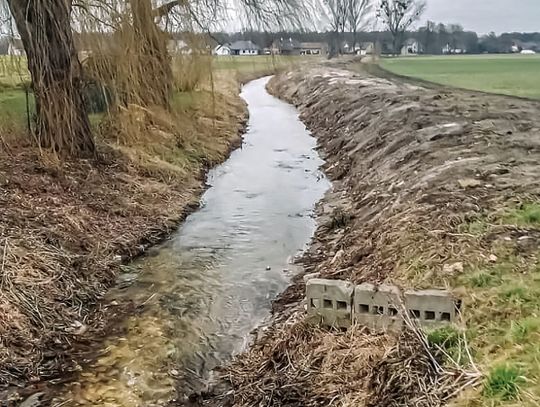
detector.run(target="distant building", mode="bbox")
[213,43,232,56]
[515,41,540,53]
[271,38,301,55]
[229,40,260,56]
[401,39,421,55]
[167,39,192,55]
[299,42,328,56]
[443,43,466,54]
[358,42,375,55]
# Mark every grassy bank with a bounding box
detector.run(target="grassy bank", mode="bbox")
[380,54,540,99]
[208,65,540,407]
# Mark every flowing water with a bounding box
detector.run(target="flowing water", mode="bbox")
[54,77,329,406]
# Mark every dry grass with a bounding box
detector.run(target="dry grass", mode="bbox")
[212,64,540,407]
[207,309,481,407]
[0,68,247,392]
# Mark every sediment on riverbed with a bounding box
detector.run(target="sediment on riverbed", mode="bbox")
[204,64,540,406]
[0,74,247,402]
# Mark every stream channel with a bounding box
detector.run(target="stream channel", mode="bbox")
[54,77,330,406]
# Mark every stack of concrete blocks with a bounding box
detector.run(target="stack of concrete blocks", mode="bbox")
[305,278,354,328]
[306,278,459,332]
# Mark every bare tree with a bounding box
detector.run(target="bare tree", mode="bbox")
[322,0,347,57]
[377,0,425,55]
[346,0,372,53]
[6,0,95,156]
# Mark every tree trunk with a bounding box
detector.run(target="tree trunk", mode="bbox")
[392,32,401,56]
[129,0,173,108]
[7,0,95,157]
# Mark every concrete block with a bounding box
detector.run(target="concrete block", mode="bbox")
[353,283,403,332]
[306,278,354,328]
[404,289,459,328]
[303,272,320,283]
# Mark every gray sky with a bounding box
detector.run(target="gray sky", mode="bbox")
[422,0,540,34]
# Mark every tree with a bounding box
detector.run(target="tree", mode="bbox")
[419,20,436,54]
[447,23,464,52]
[4,0,308,156]
[377,0,426,55]
[6,0,95,156]
[346,0,372,52]
[322,0,348,57]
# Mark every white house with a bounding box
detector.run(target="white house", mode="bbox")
[167,39,192,55]
[401,39,421,55]
[229,40,260,56]
[213,43,231,56]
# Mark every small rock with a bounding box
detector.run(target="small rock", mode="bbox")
[488,254,498,263]
[331,249,344,264]
[265,266,271,271]
[19,392,43,407]
[458,178,483,188]
[170,369,179,377]
[73,323,88,336]
[443,262,464,274]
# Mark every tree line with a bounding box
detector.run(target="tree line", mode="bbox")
[220,26,540,55]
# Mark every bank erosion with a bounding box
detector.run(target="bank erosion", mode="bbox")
[206,64,540,407]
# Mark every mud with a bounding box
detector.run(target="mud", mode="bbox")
[202,63,540,406]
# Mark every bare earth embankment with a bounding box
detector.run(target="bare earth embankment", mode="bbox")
[0,76,247,403]
[205,64,540,406]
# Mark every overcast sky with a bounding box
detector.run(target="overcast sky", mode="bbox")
[422,0,540,34]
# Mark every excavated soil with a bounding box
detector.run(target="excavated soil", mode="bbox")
[202,64,540,406]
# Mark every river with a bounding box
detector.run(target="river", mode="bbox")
[53,76,329,406]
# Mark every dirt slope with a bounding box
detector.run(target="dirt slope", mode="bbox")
[206,65,540,406]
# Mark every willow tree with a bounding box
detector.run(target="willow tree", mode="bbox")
[6,0,95,156]
[5,0,308,156]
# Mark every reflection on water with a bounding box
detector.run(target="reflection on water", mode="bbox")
[54,77,330,406]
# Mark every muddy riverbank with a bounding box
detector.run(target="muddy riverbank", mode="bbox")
[204,64,540,406]
[0,76,247,404]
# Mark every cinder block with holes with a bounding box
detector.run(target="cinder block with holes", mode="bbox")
[404,289,460,327]
[353,283,403,332]
[306,278,354,328]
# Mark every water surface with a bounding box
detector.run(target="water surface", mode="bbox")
[56,77,329,406]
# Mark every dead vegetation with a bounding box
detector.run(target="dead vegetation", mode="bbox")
[0,69,246,397]
[204,64,540,407]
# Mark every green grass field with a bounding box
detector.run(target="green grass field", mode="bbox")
[0,55,304,125]
[381,54,540,100]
